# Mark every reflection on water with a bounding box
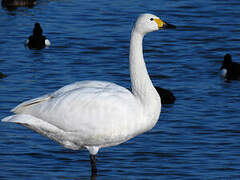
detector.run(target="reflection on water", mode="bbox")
[1,0,240,179]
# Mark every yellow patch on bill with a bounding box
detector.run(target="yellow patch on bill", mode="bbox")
[154,19,164,28]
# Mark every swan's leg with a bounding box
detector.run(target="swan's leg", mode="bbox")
[90,154,97,175]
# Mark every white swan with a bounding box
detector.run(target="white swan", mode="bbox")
[2,13,175,174]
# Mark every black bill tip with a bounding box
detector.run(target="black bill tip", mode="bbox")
[162,22,176,29]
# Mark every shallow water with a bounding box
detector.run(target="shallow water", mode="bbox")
[1,0,240,179]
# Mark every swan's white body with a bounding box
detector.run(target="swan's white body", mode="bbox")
[4,80,157,154]
[2,14,175,170]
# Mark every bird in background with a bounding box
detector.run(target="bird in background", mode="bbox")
[2,0,37,8]
[220,53,240,81]
[128,86,176,104]
[2,14,176,176]
[155,86,176,104]
[25,22,51,49]
[0,72,7,79]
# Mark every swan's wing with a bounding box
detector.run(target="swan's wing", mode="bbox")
[12,80,110,113]
[8,81,143,144]
[52,80,115,97]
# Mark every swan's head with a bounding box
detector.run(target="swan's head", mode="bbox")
[133,13,176,35]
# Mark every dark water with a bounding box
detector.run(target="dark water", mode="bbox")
[1,0,240,179]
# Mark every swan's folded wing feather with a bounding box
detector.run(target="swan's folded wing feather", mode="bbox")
[12,94,52,114]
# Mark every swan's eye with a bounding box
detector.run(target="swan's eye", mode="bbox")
[150,18,154,21]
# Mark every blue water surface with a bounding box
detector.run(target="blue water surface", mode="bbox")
[1,0,240,179]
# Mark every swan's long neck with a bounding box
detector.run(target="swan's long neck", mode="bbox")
[129,28,161,122]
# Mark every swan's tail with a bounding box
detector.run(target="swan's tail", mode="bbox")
[1,114,80,150]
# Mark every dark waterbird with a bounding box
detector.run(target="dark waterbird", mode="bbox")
[1,14,176,176]
[2,0,36,8]
[128,86,176,104]
[220,54,240,81]
[0,72,7,78]
[25,23,51,49]
[155,86,176,104]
